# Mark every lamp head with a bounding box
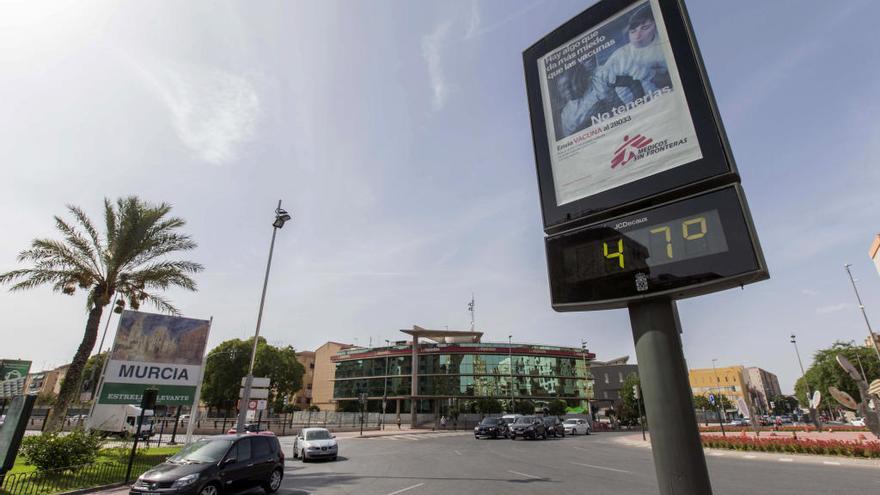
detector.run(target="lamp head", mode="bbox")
[273,207,292,228]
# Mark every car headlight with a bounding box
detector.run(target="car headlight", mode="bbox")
[172,474,199,489]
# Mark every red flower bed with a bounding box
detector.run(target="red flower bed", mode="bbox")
[699,425,868,433]
[701,434,880,458]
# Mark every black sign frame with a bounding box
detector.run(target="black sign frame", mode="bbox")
[524,0,739,235]
[545,184,768,311]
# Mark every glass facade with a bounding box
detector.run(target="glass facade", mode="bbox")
[332,347,593,412]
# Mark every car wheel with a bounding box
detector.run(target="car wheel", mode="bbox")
[263,468,282,494]
[199,483,220,495]
[301,449,308,462]
[331,456,337,461]
[510,434,516,440]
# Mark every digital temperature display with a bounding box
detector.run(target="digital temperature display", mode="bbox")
[546,185,767,310]
[564,210,728,283]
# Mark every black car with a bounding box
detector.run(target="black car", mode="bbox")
[542,416,565,438]
[508,416,546,440]
[474,417,509,439]
[131,434,284,495]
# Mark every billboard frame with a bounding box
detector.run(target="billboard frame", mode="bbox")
[524,0,739,234]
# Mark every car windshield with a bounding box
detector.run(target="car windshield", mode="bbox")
[513,416,536,424]
[480,418,501,425]
[168,439,233,464]
[563,419,578,424]
[305,430,332,440]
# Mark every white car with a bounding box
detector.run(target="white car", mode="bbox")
[562,418,591,435]
[293,427,338,462]
[850,417,866,427]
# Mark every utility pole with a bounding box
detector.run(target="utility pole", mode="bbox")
[790,334,821,429]
[711,359,726,437]
[844,264,880,362]
[508,335,514,413]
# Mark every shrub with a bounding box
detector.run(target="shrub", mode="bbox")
[700,434,880,458]
[20,430,104,471]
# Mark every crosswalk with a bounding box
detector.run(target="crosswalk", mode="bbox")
[377,432,472,441]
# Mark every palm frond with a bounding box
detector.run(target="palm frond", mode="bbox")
[67,205,105,270]
[53,216,102,275]
[138,292,180,315]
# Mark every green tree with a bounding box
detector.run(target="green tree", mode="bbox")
[0,198,202,431]
[618,373,642,425]
[474,397,503,415]
[200,337,305,413]
[513,400,536,415]
[546,399,568,417]
[794,341,879,410]
[692,395,711,410]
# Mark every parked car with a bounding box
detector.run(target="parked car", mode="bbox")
[542,416,565,438]
[509,416,546,440]
[130,434,284,495]
[293,428,338,462]
[728,418,749,427]
[850,417,866,427]
[474,417,509,439]
[562,418,591,435]
[227,423,270,435]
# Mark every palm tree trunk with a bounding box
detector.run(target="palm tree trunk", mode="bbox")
[44,304,104,432]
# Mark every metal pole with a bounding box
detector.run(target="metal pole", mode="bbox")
[845,264,880,362]
[508,335,514,413]
[383,340,390,430]
[790,335,821,429]
[125,407,147,484]
[711,360,726,437]
[237,201,284,434]
[629,299,713,495]
[169,406,181,444]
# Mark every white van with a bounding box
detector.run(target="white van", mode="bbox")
[87,404,154,438]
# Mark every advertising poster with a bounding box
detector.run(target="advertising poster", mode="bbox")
[537,0,702,206]
[98,311,210,405]
[0,360,31,399]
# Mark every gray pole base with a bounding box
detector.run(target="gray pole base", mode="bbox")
[629,299,713,495]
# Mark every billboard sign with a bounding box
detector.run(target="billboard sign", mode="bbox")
[524,0,739,233]
[0,360,32,399]
[97,311,210,406]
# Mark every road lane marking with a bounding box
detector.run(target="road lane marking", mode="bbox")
[779,458,793,462]
[823,461,840,466]
[453,450,463,456]
[743,455,756,459]
[387,483,425,495]
[572,446,590,452]
[568,462,632,474]
[508,470,543,480]
[708,452,725,456]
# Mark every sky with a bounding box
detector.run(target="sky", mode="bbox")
[2,0,879,395]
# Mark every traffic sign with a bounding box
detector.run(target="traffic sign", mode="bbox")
[240,388,269,399]
[242,377,271,388]
[708,394,715,405]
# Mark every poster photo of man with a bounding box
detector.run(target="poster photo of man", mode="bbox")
[537,0,702,207]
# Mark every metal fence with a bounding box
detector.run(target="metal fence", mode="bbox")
[0,455,166,495]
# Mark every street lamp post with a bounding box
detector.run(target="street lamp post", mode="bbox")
[383,339,391,430]
[790,334,821,429]
[844,264,880,362]
[236,201,292,434]
[581,340,590,419]
[508,335,514,414]
[711,359,726,437]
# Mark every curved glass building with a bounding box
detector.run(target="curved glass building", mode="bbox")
[331,328,594,419]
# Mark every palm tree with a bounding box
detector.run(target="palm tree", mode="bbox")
[0,197,203,431]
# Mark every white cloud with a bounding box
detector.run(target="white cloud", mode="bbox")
[422,21,452,111]
[121,52,260,165]
[465,1,481,39]
[815,303,852,314]
[801,289,818,296]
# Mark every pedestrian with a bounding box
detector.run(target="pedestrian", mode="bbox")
[440,415,447,429]
[396,415,402,430]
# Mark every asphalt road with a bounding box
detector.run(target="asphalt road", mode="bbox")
[276,431,880,495]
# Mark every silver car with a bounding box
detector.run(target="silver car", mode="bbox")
[293,427,338,462]
[563,418,591,435]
